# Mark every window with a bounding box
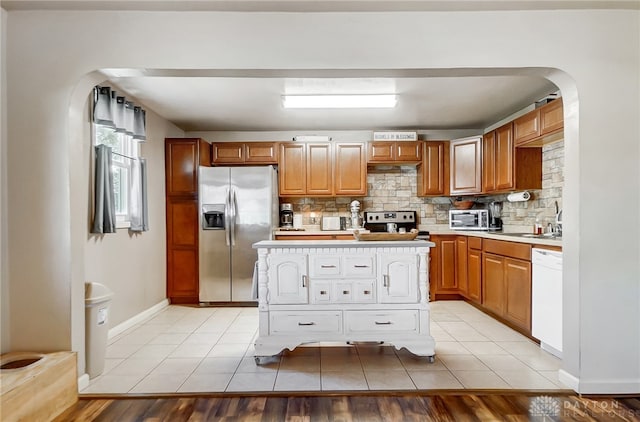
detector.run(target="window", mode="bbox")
[94,124,140,227]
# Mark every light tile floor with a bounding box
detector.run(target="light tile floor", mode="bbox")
[82,301,569,393]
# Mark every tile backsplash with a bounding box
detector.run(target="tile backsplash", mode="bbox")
[284,140,564,229]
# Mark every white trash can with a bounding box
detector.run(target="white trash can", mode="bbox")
[84,282,114,378]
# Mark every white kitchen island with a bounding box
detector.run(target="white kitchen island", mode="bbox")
[252,239,436,364]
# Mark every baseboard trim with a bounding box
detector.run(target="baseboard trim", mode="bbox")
[78,373,90,391]
[108,299,169,339]
[558,369,640,394]
[558,369,579,392]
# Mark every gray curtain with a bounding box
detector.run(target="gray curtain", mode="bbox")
[94,86,146,140]
[129,158,149,232]
[92,144,116,234]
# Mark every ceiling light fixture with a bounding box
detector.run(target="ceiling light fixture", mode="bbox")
[282,94,397,109]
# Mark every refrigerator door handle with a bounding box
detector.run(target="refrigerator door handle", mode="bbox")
[224,188,231,246]
[231,188,238,246]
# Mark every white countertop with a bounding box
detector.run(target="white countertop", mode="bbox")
[255,239,435,248]
[422,227,562,247]
[273,225,561,247]
[274,226,561,247]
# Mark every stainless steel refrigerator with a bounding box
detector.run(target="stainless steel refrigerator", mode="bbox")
[199,166,278,302]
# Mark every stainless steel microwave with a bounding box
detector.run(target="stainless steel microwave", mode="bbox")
[449,209,489,230]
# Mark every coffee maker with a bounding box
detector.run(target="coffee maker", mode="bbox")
[488,201,503,232]
[279,203,294,228]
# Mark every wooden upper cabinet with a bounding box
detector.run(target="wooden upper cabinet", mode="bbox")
[494,123,515,191]
[396,141,422,162]
[484,124,541,194]
[367,141,422,164]
[368,141,395,162]
[418,141,449,196]
[540,99,563,135]
[212,142,278,165]
[514,110,540,146]
[514,99,564,146]
[279,142,366,197]
[482,131,496,193]
[165,138,208,197]
[279,143,307,196]
[306,143,333,196]
[450,136,482,195]
[334,143,367,196]
[212,142,244,164]
[245,142,278,164]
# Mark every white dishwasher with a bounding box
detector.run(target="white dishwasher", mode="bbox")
[532,248,563,358]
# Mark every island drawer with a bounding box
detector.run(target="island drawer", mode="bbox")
[344,255,376,277]
[269,311,343,334]
[309,256,341,277]
[344,310,419,334]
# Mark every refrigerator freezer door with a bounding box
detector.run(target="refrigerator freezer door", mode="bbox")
[199,167,232,302]
[230,167,276,301]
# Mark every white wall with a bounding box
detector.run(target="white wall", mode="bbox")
[2,9,639,393]
[83,93,183,328]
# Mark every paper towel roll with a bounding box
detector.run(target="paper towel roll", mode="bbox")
[507,191,531,202]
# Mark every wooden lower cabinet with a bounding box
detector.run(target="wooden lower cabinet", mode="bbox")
[430,235,533,334]
[482,251,532,331]
[429,236,457,300]
[482,253,506,316]
[166,198,199,303]
[456,237,468,297]
[504,257,532,330]
[467,247,482,304]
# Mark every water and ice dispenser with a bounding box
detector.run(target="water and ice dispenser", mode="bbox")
[202,204,225,230]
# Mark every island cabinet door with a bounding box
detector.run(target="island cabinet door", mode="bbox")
[267,254,308,304]
[378,254,418,303]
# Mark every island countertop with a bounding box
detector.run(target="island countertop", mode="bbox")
[253,239,435,248]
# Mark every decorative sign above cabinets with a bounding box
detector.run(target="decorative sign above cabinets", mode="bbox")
[373,131,418,141]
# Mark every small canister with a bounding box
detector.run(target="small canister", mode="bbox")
[386,223,398,233]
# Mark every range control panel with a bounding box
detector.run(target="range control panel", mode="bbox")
[364,211,416,224]
[364,211,417,232]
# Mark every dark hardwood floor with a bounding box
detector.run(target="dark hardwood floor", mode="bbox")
[55,393,640,421]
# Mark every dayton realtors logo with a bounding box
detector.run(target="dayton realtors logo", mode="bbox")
[529,396,561,420]
[530,395,638,420]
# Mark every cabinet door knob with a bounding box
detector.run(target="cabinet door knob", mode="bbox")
[320,290,327,295]
[321,265,336,268]
[302,275,308,287]
[363,290,371,295]
[298,322,315,326]
[354,265,369,268]
[375,321,392,325]
[383,274,389,287]
[342,290,350,295]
